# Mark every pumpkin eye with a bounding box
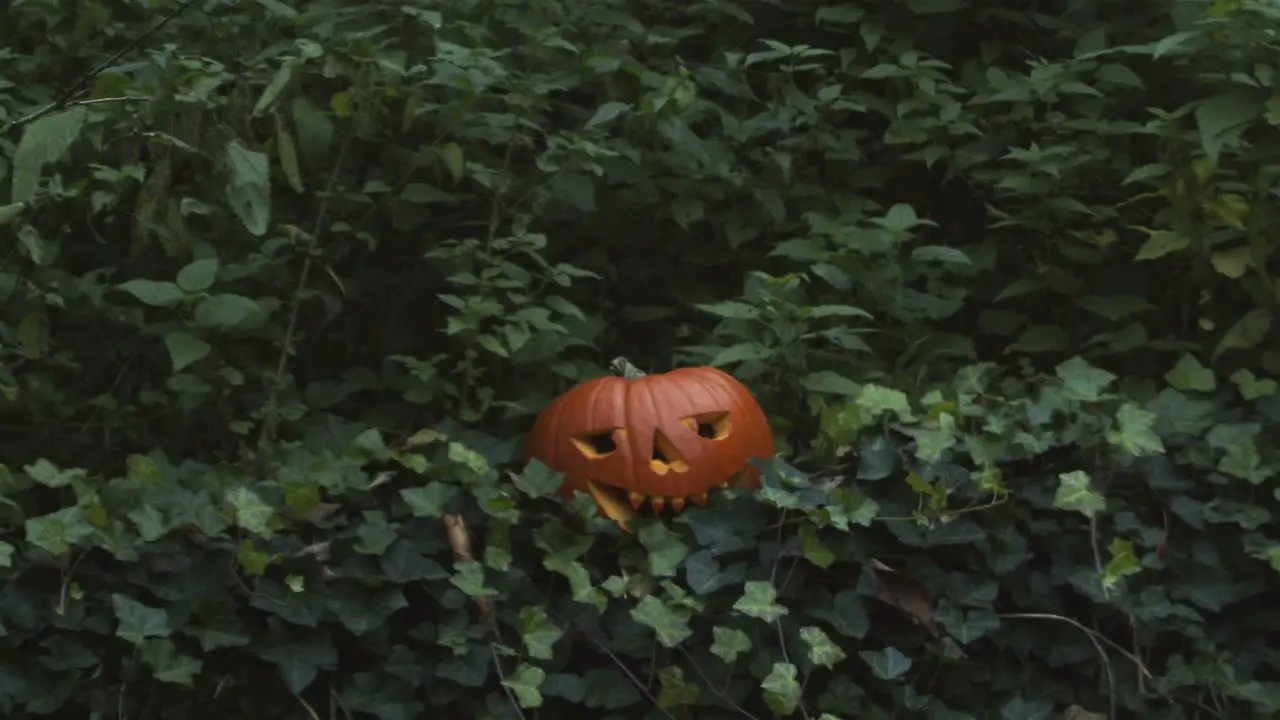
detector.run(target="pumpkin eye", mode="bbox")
[688,412,732,440]
[572,431,619,458]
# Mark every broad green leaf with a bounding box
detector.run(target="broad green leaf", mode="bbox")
[512,459,563,497]
[176,258,219,293]
[194,294,261,329]
[225,486,275,538]
[1107,403,1164,456]
[1230,369,1278,400]
[1214,309,1271,361]
[163,331,212,372]
[638,523,688,577]
[11,107,88,203]
[224,139,271,236]
[118,279,185,308]
[1133,230,1189,260]
[25,506,94,555]
[656,666,699,708]
[1101,538,1141,593]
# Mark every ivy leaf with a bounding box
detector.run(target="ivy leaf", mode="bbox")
[1055,355,1116,401]
[656,666,699,708]
[855,384,915,421]
[858,647,912,680]
[800,626,847,668]
[225,486,276,538]
[733,581,788,622]
[710,626,752,663]
[112,594,172,645]
[1214,309,1271,361]
[224,139,271,235]
[630,595,692,648]
[502,664,546,708]
[761,662,802,715]
[511,459,562,497]
[519,606,563,660]
[1101,538,1142,593]
[25,506,95,555]
[1165,353,1216,391]
[638,523,688,578]
[24,458,86,488]
[400,483,460,517]
[1107,403,1165,456]
[1053,471,1106,518]
[1230,369,1278,400]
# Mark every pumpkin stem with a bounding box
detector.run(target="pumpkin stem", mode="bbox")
[608,356,648,379]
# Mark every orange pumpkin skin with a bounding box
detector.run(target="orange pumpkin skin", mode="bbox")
[523,367,775,514]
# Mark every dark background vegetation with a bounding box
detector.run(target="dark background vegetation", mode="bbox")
[0,0,1277,717]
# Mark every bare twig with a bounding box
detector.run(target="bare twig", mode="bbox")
[259,135,351,448]
[489,643,529,720]
[587,635,680,720]
[1,0,201,135]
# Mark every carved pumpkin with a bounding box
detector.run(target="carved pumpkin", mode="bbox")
[524,366,774,529]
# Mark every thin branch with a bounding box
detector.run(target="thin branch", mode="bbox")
[587,635,680,720]
[1,0,200,135]
[259,135,351,448]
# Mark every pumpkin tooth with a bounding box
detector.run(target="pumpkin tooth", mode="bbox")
[650,496,666,514]
[670,496,686,512]
[692,492,709,506]
[629,491,646,510]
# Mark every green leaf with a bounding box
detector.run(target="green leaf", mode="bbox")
[400,482,459,517]
[1107,403,1165,456]
[194,294,261,329]
[630,595,692,648]
[519,606,563,660]
[710,626,752,663]
[656,666,699,708]
[761,663,802,715]
[0,541,13,567]
[512,459,562,497]
[112,594,172,645]
[585,101,631,129]
[1164,353,1216,392]
[118,279,185,308]
[11,107,88,203]
[1101,538,1142,593]
[1055,355,1116,401]
[800,626,847,668]
[802,371,862,396]
[225,486,276,538]
[224,139,271,236]
[502,663,546,708]
[449,560,497,597]
[25,506,94,555]
[1230,369,1278,400]
[140,638,203,685]
[1195,90,1265,164]
[1214,309,1272,361]
[1052,470,1106,518]
[1133,230,1189,260]
[858,647,912,680]
[855,384,915,421]
[638,523,688,578]
[163,331,212,372]
[175,258,220,293]
[24,458,86,488]
[733,581,788,622]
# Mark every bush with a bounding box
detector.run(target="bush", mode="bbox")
[1,0,1278,717]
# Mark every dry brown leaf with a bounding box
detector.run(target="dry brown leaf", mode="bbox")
[870,558,940,637]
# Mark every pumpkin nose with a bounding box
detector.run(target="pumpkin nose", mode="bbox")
[648,429,689,474]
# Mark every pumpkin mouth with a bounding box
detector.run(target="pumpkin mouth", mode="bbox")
[581,467,756,531]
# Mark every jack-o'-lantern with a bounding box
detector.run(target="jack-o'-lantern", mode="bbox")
[524,365,775,530]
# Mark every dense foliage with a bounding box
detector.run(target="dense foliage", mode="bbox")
[1,0,1278,717]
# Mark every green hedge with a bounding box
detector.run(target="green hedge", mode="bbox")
[0,0,1278,717]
